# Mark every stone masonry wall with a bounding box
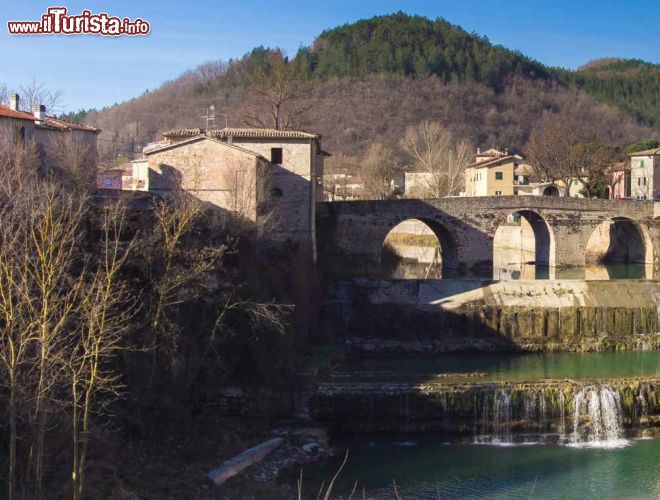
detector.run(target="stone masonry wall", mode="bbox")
[317,197,660,272]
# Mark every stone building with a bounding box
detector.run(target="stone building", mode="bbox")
[0,93,100,164]
[138,128,330,248]
[629,148,660,200]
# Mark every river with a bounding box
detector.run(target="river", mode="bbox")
[301,436,660,499]
[304,352,660,498]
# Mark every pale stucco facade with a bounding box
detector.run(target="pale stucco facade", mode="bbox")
[465,159,516,197]
[629,149,660,200]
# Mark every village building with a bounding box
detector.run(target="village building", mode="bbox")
[628,148,660,200]
[609,162,631,199]
[464,148,525,196]
[132,128,329,247]
[464,147,588,198]
[0,93,100,163]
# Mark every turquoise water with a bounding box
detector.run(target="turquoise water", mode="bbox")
[302,437,660,499]
[331,351,660,383]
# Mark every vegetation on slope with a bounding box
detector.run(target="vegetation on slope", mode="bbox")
[74,13,659,165]
[573,59,660,129]
[296,12,555,88]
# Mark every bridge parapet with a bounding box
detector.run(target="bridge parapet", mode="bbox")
[317,196,660,274]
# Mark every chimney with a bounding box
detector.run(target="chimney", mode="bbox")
[477,147,481,154]
[33,104,46,125]
[9,94,19,111]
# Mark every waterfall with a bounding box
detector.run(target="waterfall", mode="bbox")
[466,382,650,447]
[568,386,627,448]
[539,389,547,432]
[492,390,512,444]
[558,390,566,439]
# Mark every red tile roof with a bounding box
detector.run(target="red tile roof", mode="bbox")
[466,155,519,169]
[0,103,34,121]
[0,103,100,133]
[42,116,100,133]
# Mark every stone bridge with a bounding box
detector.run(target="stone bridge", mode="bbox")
[316,196,660,274]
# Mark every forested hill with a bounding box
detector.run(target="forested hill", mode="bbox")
[295,13,555,88]
[573,59,660,129]
[80,13,659,163]
[294,14,659,129]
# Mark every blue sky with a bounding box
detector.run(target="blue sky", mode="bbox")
[1,0,658,112]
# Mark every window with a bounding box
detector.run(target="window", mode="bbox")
[638,178,642,186]
[640,160,645,168]
[270,148,283,165]
[495,172,503,180]
[495,190,502,196]
[644,177,647,186]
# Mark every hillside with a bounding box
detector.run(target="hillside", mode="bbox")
[573,59,660,128]
[297,13,554,87]
[82,13,659,164]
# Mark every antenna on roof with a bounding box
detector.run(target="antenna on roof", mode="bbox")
[202,104,217,129]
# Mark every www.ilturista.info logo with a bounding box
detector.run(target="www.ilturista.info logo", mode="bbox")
[7,7,150,36]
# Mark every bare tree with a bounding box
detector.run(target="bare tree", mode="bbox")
[68,202,135,500]
[18,79,64,114]
[23,185,86,499]
[525,112,596,197]
[360,143,400,200]
[240,49,310,130]
[0,126,39,196]
[0,79,64,113]
[400,121,472,198]
[0,206,35,500]
[47,133,97,192]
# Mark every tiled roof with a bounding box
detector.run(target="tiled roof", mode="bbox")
[163,127,320,140]
[42,116,100,133]
[0,103,34,121]
[466,155,519,169]
[628,148,660,156]
[0,103,99,133]
[144,135,267,159]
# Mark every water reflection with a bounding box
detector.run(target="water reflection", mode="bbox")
[493,261,651,281]
[383,259,652,281]
[301,437,660,499]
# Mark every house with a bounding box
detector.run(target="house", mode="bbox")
[464,148,525,196]
[628,148,660,200]
[96,162,136,190]
[464,147,590,198]
[139,128,330,247]
[610,162,630,199]
[0,93,100,164]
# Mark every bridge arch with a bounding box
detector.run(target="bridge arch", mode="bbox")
[493,210,555,279]
[585,217,653,265]
[380,217,459,279]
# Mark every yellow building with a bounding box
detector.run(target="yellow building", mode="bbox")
[464,148,522,196]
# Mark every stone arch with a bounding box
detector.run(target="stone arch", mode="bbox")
[493,210,555,279]
[585,217,653,265]
[380,217,459,279]
[542,185,560,197]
